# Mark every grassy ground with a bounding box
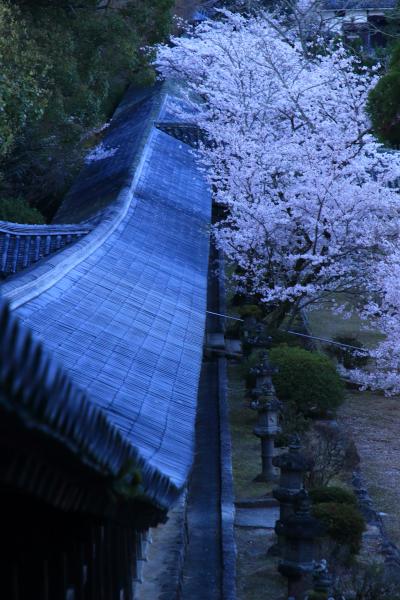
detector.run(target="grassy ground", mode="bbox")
[307,301,383,349]
[339,391,400,546]
[227,364,275,499]
[227,362,286,600]
[235,528,286,600]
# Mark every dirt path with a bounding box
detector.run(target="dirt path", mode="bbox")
[339,390,400,545]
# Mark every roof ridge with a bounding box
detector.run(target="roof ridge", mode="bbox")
[1,86,168,309]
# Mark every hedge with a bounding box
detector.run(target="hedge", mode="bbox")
[270,345,345,418]
[312,501,365,555]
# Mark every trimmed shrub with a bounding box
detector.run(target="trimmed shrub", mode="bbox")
[312,501,365,555]
[309,485,357,507]
[270,345,345,418]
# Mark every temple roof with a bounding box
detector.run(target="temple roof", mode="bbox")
[323,0,396,9]
[1,83,211,514]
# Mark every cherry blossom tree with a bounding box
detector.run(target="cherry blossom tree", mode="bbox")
[346,254,400,394]
[157,11,400,390]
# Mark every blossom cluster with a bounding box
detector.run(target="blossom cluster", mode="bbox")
[157,12,400,393]
[85,143,118,164]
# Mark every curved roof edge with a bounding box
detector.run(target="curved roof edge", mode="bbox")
[2,85,167,310]
[2,187,135,310]
[0,80,211,523]
[0,296,179,519]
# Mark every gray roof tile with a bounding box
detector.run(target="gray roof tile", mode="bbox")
[8,85,211,491]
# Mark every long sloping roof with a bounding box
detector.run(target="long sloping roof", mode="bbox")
[1,83,211,508]
[323,0,396,9]
[0,297,176,518]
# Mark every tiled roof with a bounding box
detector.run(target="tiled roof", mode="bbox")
[2,84,211,498]
[323,0,396,9]
[54,85,166,224]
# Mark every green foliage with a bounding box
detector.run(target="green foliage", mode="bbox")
[270,345,345,418]
[236,303,265,320]
[125,0,174,44]
[242,324,303,361]
[368,70,400,146]
[268,328,303,348]
[0,197,45,224]
[243,349,265,389]
[312,501,365,555]
[225,319,242,338]
[309,485,357,507]
[326,335,369,370]
[0,3,47,159]
[367,40,400,146]
[0,0,173,220]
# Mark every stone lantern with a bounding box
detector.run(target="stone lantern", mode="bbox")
[249,352,279,390]
[304,560,334,600]
[247,322,272,349]
[250,355,281,482]
[242,315,258,340]
[278,489,325,600]
[242,316,258,357]
[272,435,314,552]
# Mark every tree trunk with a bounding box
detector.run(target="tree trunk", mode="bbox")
[266,301,292,329]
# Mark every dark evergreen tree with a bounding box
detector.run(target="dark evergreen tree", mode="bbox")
[0,0,173,221]
[368,42,400,147]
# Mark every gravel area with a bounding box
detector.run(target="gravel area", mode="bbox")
[339,390,400,545]
[235,528,285,600]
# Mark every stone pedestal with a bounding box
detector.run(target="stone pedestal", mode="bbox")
[249,354,281,482]
[253,434,276,482]
[278,490,325,600]
[271,436,313,553]
[251,389,281,482]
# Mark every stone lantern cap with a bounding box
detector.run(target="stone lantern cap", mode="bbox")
[272,436,313,472]
[250,384,282,412]
[278,490,326,540]
[247,322,273,347]
[250,362,279,379]
[312,560,333,593]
